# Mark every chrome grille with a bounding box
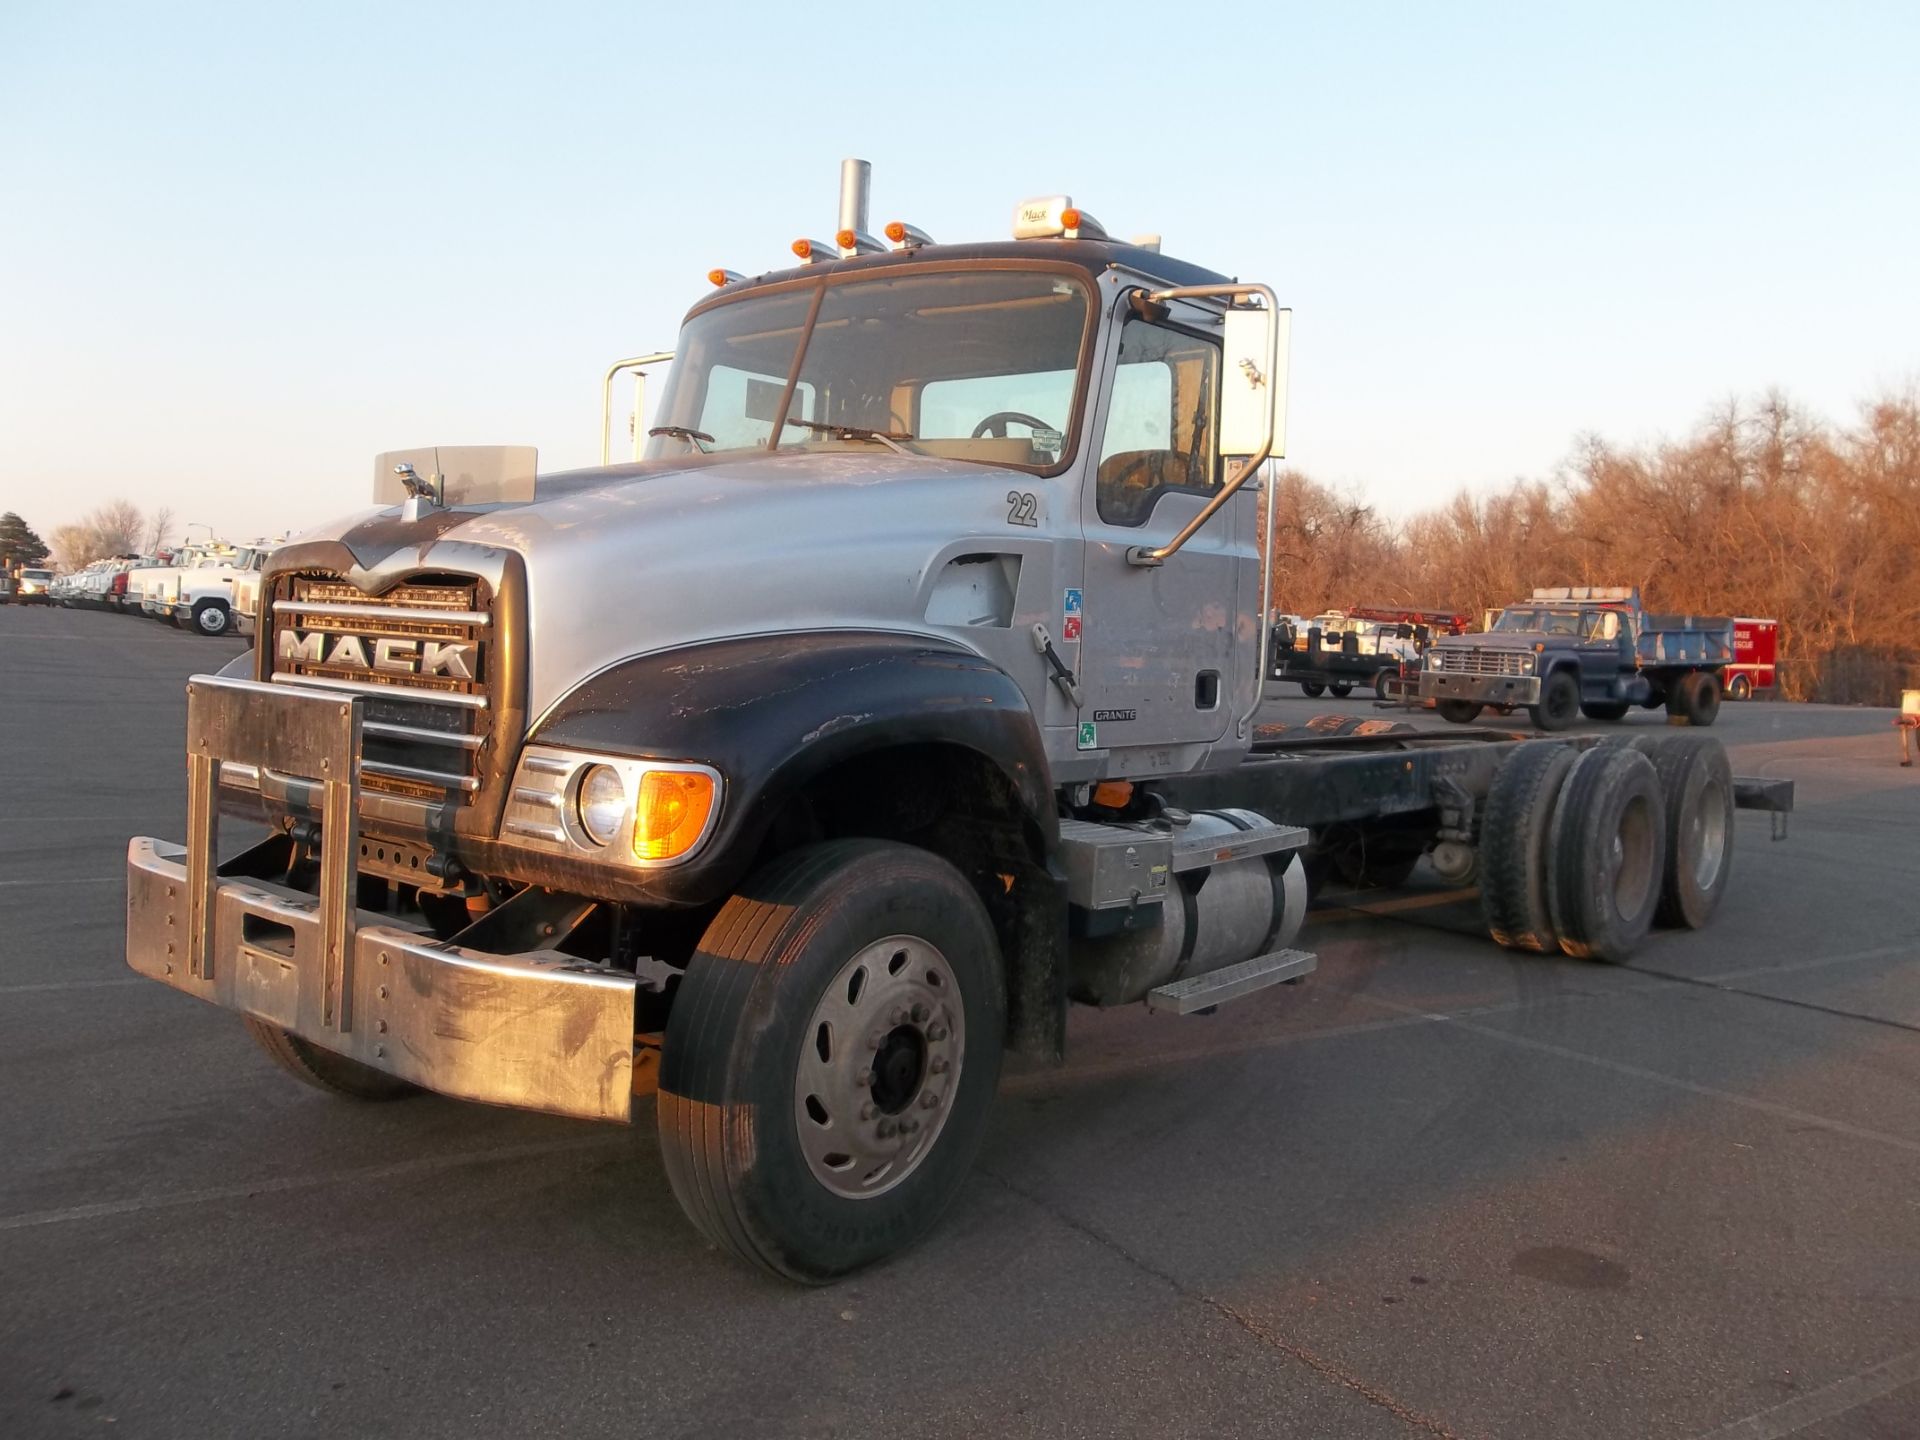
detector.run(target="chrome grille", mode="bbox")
[269,575,492,803]
[1435,648,1534,678]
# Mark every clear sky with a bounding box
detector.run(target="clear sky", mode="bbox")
[2,1,1915,547]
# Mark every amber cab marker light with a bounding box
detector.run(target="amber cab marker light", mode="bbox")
[1060,206,1082,232]
[632,770,716,862]
[835,228,856,251]
[791,238,813,260]
[884,220,906,242]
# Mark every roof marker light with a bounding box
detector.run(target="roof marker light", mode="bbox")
[791,237,836,263]
[835,227,886,258]
[885,220,934,251]
[707,268,745,287]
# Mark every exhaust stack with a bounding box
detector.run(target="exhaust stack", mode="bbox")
[835,159,884,257]
[838,158,870,237]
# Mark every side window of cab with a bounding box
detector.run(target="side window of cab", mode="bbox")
[1095,316,1222,527]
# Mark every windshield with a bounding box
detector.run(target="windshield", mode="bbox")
[646,268,1093,473]
[1493,607,1589,637]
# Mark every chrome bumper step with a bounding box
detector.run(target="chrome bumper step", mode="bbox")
[1146,948,1318,1015]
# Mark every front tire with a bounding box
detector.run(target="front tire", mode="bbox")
[242,1017,420,1101]
[1437,699,1482,724]
[192,599,231,636]
[657,839,1005,1283]
[1529,670,1581,731]
[1726,673,1752,701]
[1329,681,1354,699]
[1300,680,1326,698]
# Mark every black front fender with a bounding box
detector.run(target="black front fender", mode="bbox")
[528,631,1057,905]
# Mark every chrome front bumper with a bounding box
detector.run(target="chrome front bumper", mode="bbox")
[1419,670,1542,707]
[125,675,637,1123]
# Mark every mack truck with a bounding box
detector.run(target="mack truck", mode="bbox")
[1420,586,1735,730]
[125,162,1793,1282]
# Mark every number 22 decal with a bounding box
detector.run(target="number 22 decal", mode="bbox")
[1006,491,1039,527]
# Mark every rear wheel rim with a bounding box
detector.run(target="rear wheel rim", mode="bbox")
[1689,779,1728,890]
[795,934,965,1200]
[1611,793,1658,919]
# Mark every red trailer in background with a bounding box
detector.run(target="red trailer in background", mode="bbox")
[1726,617,1779,700]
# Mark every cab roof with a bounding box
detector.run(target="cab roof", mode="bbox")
[715,238,1233,300]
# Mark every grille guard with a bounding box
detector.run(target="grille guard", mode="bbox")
[126,675,637,1122]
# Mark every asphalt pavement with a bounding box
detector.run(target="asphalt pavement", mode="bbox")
[4,604,1918,1439]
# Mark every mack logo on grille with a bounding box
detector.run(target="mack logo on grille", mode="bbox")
[278,629,476,679]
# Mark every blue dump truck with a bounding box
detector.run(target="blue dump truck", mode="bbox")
[1420,586,1733,730]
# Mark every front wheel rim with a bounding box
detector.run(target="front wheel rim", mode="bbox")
[794,934,965,1200]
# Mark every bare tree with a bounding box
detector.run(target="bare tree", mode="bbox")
[49,499,151,569]
[144,506,175,555]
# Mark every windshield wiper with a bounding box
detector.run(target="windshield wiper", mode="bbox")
[648,425,714,454]
[782,418,914,456]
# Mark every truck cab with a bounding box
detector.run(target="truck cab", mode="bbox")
[14,567,55,604]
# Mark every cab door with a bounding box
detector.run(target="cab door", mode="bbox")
[1072,294,1254,764]
[1575,607,1630,697]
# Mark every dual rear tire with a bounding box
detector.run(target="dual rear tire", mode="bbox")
[1480,735,1733,962]
[1664,670,1723,726]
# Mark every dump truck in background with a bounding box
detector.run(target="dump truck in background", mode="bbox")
[123,163,1793,1282]
[1421,586,1734,730]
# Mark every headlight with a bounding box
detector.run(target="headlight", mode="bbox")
[574,764,628,847]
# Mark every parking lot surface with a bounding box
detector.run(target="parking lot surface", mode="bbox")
[3,604,1917,1439]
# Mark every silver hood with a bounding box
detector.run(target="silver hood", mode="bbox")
[350,451,1035,722]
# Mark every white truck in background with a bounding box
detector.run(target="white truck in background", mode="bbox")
[140,545,267,636]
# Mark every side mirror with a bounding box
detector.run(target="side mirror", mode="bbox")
[1126,283,1287,568]
[1219,306,1291,460]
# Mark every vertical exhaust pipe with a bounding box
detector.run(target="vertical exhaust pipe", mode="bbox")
[837,158,871,239]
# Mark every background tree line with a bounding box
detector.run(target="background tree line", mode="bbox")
[9,392,1915,702]
[0,502,175,573]
[1263,391,1920,703]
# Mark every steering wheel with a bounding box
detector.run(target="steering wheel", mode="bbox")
[971,411,1054,440]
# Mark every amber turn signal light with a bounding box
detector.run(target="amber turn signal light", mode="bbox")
[632,770,716,862]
